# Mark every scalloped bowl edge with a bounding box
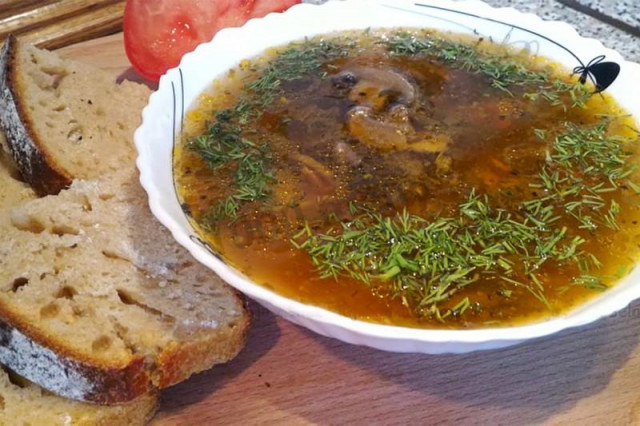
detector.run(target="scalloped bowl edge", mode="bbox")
[134,0,640,353]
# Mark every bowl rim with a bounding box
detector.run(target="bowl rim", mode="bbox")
[135,0,640,352]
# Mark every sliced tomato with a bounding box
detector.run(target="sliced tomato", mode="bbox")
[124,0,301,81]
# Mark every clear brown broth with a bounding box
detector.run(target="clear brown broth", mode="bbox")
[175,30,640,328]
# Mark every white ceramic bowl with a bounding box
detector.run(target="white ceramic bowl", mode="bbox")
[135,0,640,354]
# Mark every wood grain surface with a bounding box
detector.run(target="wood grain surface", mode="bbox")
[59,33,640,426]
[0,0,123,49]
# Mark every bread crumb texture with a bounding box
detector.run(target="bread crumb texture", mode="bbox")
[0,37,150,194]
[0,134,35,210]
[13,39,148,180]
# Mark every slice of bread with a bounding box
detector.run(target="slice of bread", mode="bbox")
[0,35,150,195]
[0,137,158,424]
[0,167,250,404]
[0,367,157,426]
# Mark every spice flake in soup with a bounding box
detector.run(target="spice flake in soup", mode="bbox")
[175,29,640,328]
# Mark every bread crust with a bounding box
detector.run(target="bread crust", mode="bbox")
[0,35,73,195]
[0,295,250,404]
[0,301,150,404]
[154,296,251,388]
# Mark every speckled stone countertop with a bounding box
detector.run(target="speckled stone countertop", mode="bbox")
[487,0,640,62]
[571,0,640,33]
[303,0,640,62]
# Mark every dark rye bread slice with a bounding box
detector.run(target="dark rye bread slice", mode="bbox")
[0,167,250,404]
[0,367,157,426]
[0,35,150,195]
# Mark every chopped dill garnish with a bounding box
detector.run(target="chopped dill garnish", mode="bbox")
[295,191,599,320]
[526,119,637,231]
[384,31,590,107]
[189,110,276,223]
[245,38,356,113]
[188,38,357,225]
[294,117,638,321]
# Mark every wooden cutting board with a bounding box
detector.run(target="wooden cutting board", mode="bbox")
[0,0,124,49]
[59,33,640,426]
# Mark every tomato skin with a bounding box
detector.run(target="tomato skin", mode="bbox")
[124,0,302,81]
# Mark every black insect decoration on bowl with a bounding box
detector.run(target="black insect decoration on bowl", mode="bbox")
[413,2,621,95]
[573,55,621,93]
